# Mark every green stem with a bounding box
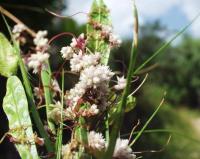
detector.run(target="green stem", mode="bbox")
[104,1,138,158]
[105,113,110,143]
[56,69,64,159]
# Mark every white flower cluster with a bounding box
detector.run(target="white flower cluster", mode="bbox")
[60,46,74,60]
[12,23,25,39]
[27,51,49,73]
[114,76,127,90]
[33,30,48,50]
[68,65,114,107]
[80,65,114,89]
[70,51,100,72]
[60,33,86,61]
[87,131,136,159]
[88,131,106,151]
[60,33,114,117]
[113,138,136,159]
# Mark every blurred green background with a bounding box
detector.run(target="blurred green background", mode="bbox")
[0,0,200,159]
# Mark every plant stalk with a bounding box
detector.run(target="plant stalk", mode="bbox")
[104,1,139,158]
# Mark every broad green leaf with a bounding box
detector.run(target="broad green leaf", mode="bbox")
[0,33,18,77]
[87,0,111,64]
[3,76,39,159]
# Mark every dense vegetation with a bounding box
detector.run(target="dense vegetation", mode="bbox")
[0,1,200,159]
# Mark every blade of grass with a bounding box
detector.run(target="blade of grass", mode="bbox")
[134,12,200,74]
[104,1,139,158]
[129,93,165,146]
[2,14,55,154]
[122,129,200,145]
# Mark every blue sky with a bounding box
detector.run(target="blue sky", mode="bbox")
[65,0,200,39]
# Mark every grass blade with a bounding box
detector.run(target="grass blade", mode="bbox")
[56,69,64,159]
[129,93,165,146]
[104,1,139,158]
[134,12,200,74]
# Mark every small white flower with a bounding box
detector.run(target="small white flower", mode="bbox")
[27,51,49,73]
[70,51,83,72]
[12,24,25,34]
[60,46,74,60]
[113,138,136,159]
[67,81,86,107]
[114,76,126,90]
[88,131,105,151]
[89,104,99,115]
[34,30,48,50]
[82,52,100,68]
[12,24,26,39]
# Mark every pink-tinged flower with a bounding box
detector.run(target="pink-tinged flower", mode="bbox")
[70,33,86,50]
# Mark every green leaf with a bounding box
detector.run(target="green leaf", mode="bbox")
[3,76,39,159]
[87,0,111,64]
[0,33,18,77]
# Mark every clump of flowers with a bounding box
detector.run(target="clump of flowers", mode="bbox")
[12,23,25,39]
[27,51,49,73]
